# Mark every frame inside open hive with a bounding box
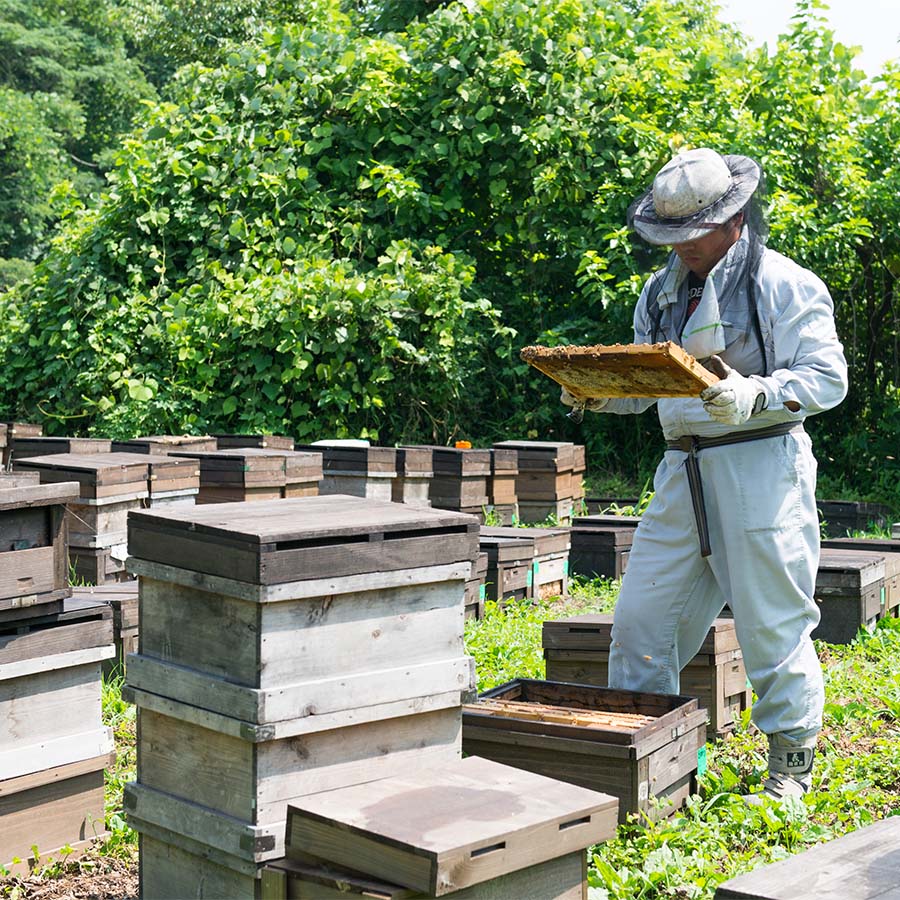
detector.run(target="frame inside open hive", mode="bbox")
[520,341,720,399]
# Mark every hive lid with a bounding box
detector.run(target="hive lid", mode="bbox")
[285,756,617,896]
[294,444,396,474]
[112,435,218,454]
[127,495,479,584]
[15,453,150,494]
[817,548,886,591]
[492,440,576,471]
[214,434,295,451]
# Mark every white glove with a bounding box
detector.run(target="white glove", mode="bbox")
[560,387,609,412]
[700,357,766,425]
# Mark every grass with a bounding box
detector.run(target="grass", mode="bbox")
[10,574,900,899]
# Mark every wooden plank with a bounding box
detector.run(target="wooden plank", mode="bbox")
[285,756,616,895]
[127,556,469,603]
[125,653,474,725]
[0,727,113,781]
[137,704,461,825]
[0,545,57,601]
[714,816,900,899]
[0,480,80,511]
[0,643,114,681]
[0,752,113,797]
[267,850,586,899]
[138,575,464,688]
[0,615,112,666]
[521,341,718,400]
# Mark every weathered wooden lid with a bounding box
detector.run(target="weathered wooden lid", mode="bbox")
[127,495,479,584]
[521,341,719,399]
[478,532,536,564]
[542,614,739,657]
[15,452,149,488]
[822,538,900,577]
[294,444,396,475]
[214,434,295,451]
[11,437,112,460]
[172,448,322,482]
[574,514,642,529]
[480,525,570,556]
[285,756,617,896]
[817,548,886,591]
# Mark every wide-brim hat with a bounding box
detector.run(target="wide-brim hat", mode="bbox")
[627,149,761,245]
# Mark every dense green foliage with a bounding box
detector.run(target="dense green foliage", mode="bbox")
[0,0,154,268]
[0,0,897,504]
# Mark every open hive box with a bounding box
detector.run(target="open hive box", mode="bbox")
[462,679,708,824]
[520,341,719,399]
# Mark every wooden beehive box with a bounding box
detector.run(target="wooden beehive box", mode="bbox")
[284,756,617,896]
[713,815,900,900]
[70,546,130,586]
[391,447,434,508]
[10,436,111,463]
[822,538,900,616]
[169,448,287,503]
[260,851,588,900]
[478,533,535,604]
[1,751,112,874]
[0,481,79,622]
[279,450,323,498]
[812,548,886,643]
[816,499,894,538]
[462,679,707,825]
[72,582,139,675]
[111,434,217,454]
[215,434,295,451]
[125,496,478,722]
[572,445,586,502]
[464,551,489,620]
[569,520,636,579]
[520,341,718,399]
[481,526,570,599]
[493,441,576,507]
[422,447,490,515]
[0,596,114,780]
[295,444,397,501]
[141,453,201,501]
[543,615,751,740]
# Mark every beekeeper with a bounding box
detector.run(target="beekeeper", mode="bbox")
[563,148,848,800]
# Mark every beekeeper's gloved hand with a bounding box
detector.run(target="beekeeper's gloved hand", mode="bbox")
[700,356,766,425]
[560,387,609,412]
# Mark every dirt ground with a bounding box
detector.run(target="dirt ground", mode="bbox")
[2,852,137,900]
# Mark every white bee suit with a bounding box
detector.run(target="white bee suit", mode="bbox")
[601,232,848,742]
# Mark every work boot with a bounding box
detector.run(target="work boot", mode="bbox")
[745,733,815,804]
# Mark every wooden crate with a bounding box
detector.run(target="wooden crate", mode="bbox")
[215,434,295,451]
[462,679,707,825]
[391,447,433,508]
[481,526,571,599]
[569,520,636,578]
[0,481,78,617]
[15,452,149,501]
[125,691,463,864]
[70,545,130,585]
[262,851,588,900]
[1,752,112,874]
[816,499,894,538]
[714,815,900,900]
[170,448,288,503]
[479,532,534,604]
[285,756,617,896]
[543,614,751,739]
[822,538,900,616]
[10,437,111,462]
[0,599,114,779]
[489,448,518,505]
[812,548,886,643]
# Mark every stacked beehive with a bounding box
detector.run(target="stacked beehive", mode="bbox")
[428,446,490,519]
[487,447,519,525]
[15,453,151,585]
[141,453,200,510]
[812,547,888,643]
[492,441,580,524]
[462,679,707,826]
[822,537,900,618]
[572,444,586,511]
[124,496,481,895]
[480,526,571,600]
[170,447,323,503]
[296,443,397,500]
[0,479,116,871]
[542,614,752,741]
[816,499,894,537]
[478,530,534,605]
[1,422,43,467]
[569,514,641,579]
[392,446,433,508]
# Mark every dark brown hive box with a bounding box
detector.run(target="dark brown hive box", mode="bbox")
[812,548,887,643]
[822,537,900,616]
[462,679,707,825]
